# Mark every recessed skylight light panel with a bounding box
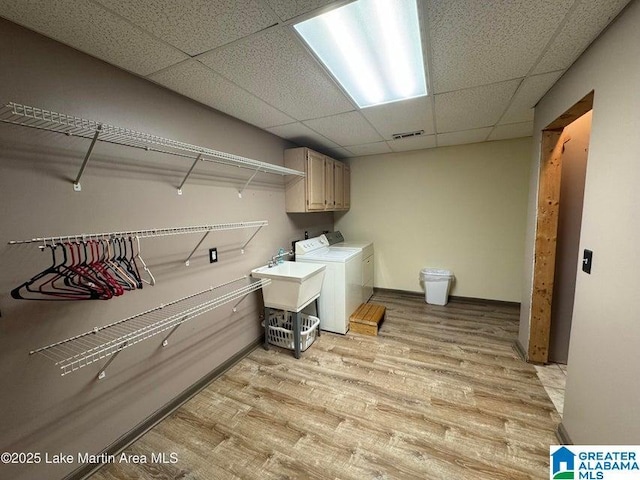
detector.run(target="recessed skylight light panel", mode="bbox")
[294,0,427,108]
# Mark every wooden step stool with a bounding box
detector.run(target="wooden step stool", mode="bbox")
[349,303,386,336]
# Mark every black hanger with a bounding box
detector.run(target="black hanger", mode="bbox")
[11,243,101,300]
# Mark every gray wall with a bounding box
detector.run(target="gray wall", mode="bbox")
[519,0,640,443]
[0,19,332,480]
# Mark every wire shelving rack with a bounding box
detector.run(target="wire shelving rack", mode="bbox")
[29,276,270,379]
[7,220,269,265]
[0,101,305,194]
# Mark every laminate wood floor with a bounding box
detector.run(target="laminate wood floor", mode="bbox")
[91,291,560,480]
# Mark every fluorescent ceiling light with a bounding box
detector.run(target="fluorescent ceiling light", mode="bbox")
[294,0,427,108]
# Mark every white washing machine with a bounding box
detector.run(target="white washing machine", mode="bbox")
[322,231,374,303]
[295,236,362,334]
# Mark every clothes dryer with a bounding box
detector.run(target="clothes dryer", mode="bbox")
[295,236,361,334]
[322,231,374,303]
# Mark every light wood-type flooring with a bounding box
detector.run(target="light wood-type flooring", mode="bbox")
[91,291,560,480]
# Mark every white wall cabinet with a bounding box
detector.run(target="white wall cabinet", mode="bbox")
[284,147,350,213]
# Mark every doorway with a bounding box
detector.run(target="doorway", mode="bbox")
[548,111,591,363]
[527,91,593,364]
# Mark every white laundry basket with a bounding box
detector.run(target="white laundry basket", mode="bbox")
[420,268,454,306]
[264,311,320,352]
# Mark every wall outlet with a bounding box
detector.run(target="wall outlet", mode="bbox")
[209,248,218,263]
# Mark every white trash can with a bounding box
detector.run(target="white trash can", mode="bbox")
[420,268,454,306]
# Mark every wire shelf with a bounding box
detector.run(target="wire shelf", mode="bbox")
[30,276,270,377]
[7,220,268,268]
[7,220,269,246]
[0,101,305,192]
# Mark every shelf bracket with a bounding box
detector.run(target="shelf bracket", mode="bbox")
[185,230,211,266]
[97,340,127,380]
[238,166,262,198]
[232,292,251,312]
[73,125,102,192]
[161,319,185,347]
[177,154,203,195]
[240,224,264,254]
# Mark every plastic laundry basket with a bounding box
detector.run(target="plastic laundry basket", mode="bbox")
[420,268,454,306]
[264,311,320,352]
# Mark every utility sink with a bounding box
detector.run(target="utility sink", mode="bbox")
[251,261,325,312]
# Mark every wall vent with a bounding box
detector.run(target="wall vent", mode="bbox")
[391,129,425,140]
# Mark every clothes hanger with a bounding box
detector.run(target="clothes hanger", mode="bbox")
[117,236,142,289]
[39,242,99,297]
[86,239,124,297]
[108,237,128,288]
[11,242,101,300]
[12,235,155,300]
[68,240,113,300]
[133,235,155,286]
[101,238,136,290]
[126,236,143,288]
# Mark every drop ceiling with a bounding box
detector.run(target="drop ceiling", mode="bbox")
[0,0,631,158]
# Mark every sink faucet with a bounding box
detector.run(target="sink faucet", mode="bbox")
[269,248,293,267]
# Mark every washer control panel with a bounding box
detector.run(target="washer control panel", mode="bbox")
[295,236,328,255]
[323,231,345,245]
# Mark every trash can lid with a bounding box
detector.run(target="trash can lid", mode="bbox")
[420,268,453,276]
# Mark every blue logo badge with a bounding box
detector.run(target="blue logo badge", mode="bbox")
[551,446,576,479]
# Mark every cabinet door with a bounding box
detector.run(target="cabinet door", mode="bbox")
[324,157,334,210]
[343,165,351,210]
[306,150,326,211]
[334,161,344,209]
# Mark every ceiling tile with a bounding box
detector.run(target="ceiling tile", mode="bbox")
[266,122,340,150]
[148,60,293,128]
[387,134,437,153]
[324,147,351,159]
[0,0,188,76]
[303,111,384,146]
[346,142,392,157]
[434,80,520,133]
[198,26,354,120]
[361,96,434,139]
[264,0,342,21]
[499,71,564,125]
[488,122,534,141]
[437,128,492,147]
[533,0,631,74]
[94,0,276,56]
[427,0,573,93]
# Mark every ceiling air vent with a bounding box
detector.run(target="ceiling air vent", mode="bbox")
[391,130,425,140]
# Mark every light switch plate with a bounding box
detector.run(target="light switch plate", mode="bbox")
[582,249,593,274]
[209,248,218,263]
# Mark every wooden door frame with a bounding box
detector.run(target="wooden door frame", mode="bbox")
[527,91,594,363]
